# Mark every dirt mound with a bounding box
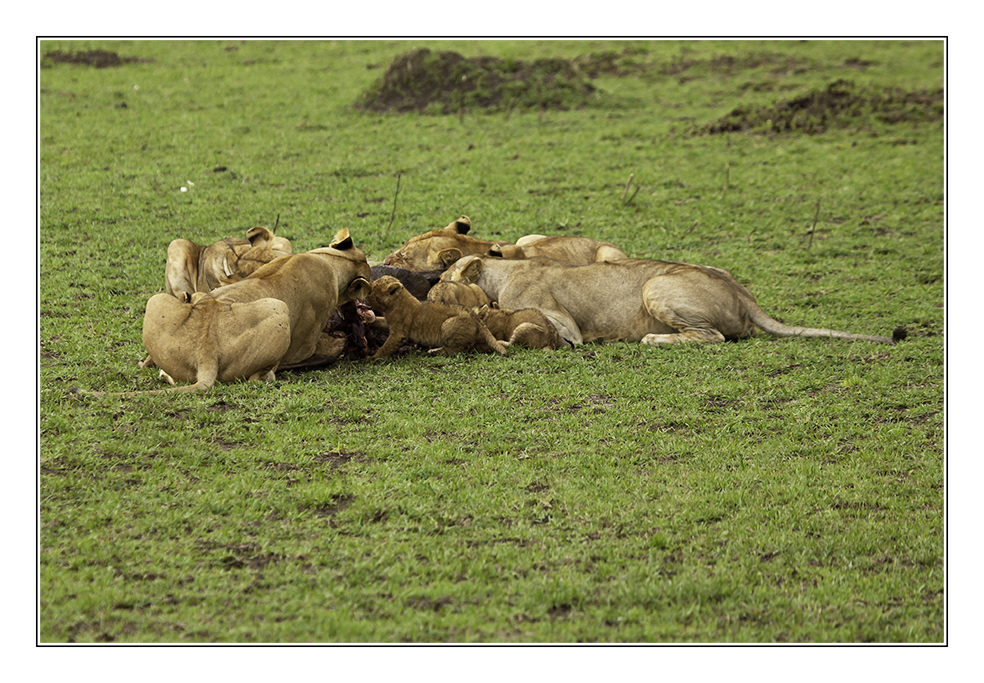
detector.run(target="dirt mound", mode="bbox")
[356,48,598,114]
[662,52,814,78]
[43,49,149,68]
[699,79,943,135]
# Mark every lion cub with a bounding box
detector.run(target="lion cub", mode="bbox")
[474,306,564,350]
[426,280,493,308]
[368,276,508,358]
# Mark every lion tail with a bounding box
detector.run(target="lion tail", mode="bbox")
[745,299,903,345]
[88,315,220,398]
[86,368,215,398]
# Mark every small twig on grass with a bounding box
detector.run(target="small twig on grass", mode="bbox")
[273,213,280,231]
[807,198,820,249]
[681,219,699,239]
[384,173,402,240]
[624,185,641,206]
[622,173,634,200]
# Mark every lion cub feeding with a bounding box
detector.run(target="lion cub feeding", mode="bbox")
[367,276,507,358]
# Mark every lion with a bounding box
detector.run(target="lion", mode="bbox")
[441,255,904,346]
[382,216,510,272]
[165,225,293,300]
[366,276,508,358]
[382,215,626,271]
[488,235,628,263]
[474,305,564,350]
[426,281,494,308]
[100,229,371,395]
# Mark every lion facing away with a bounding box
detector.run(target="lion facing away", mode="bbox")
[100,229,371,396]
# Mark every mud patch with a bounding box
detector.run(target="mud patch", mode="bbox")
[312,493,354,517]
[699,79,943,135]
[43,49,150,68]
[312,451,368,469]
[356,48,598,114]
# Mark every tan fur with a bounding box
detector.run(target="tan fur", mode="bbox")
[382,216,509,272]
[99,229,370,396]
[426,281,493,308]
[384,217,628,272]
[442,255,898,346]
[474,306,564,350]
[489,235,628,263]
[367,276,507,358]
[164,225,293,299]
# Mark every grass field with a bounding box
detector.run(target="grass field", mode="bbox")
[38,39,944,643]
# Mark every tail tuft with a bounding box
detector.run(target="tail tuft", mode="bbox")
[892,326,908,344]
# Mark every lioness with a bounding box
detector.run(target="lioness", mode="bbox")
[442,255,903,346]
[118,228,370,395]
[367,276,508,358]
[474,305,564,350]
[165,225,293,300]
[383,216,628,271]
[383,216,510,271]
[488,235,628,263]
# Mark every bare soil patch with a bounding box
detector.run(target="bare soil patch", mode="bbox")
[44,49,150,68]
[356,48,598,114]
[699,79,943,135]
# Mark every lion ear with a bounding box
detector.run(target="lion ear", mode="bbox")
[330,228,354,250]
[449,216,471,234]
[347,276,371,299]
[461,258,483,283]
[487,245,503,257]
[438,248,463,269]
[246,226,274,247]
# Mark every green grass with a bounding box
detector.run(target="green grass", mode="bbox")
[39,39,944,643]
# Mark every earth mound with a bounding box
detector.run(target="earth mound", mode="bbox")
[699,79,943,135]
[356,48,599,114]
[43,49,150,68]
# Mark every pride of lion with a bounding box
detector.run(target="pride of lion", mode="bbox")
[95,214,904,394]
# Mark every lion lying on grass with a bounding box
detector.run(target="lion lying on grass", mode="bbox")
[383,215,627,271]
[474,305,564,350]
[367,276,508,358]
[488,235,627,263]
[164,225,293,300]
[442,255,905,346]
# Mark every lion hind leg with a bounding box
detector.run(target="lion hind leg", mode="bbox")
[248,367,278,382]
[641,276,738,345]
[641,328,726,345]
[477,318,508,356]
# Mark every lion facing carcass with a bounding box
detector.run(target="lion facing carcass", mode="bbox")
[441,255,904,347]
[111,229,371,395]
